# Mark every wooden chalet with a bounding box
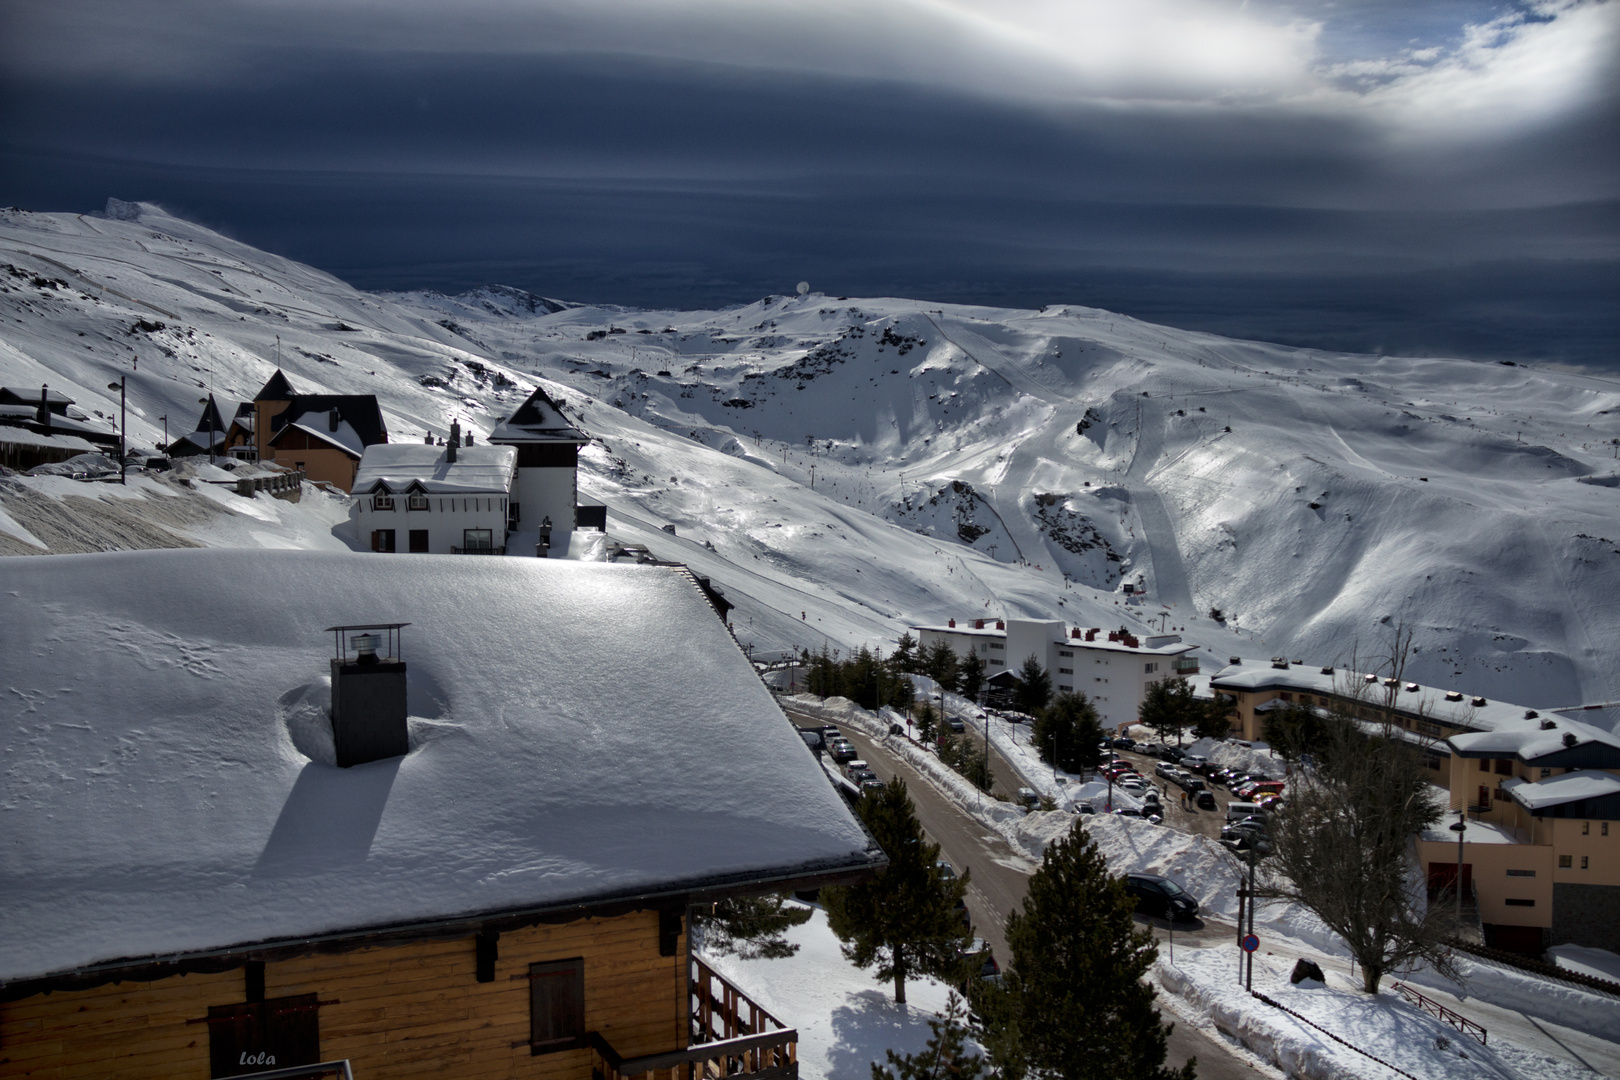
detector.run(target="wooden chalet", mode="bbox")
[252,371,388,491]
[0,550,882,1080]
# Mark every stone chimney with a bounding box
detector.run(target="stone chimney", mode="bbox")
[447,421,460,464]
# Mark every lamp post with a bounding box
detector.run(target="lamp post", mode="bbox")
[1449,811,1468,930]
[105,379,126,485]
[158,415,168,455]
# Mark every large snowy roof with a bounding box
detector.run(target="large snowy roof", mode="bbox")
[1505,770,1620,811]
[1209,662,1546,734]
[353,443,518,494]
[0,550,877,985]
[1448,715,1620,765]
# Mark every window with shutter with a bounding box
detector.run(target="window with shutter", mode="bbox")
[529,958,585,1054]
[207,993,320,1077]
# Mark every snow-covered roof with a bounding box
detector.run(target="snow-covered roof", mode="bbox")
[912,623,1195,656]
[0,550,878,985]
[0,427,96,452]
[1419,819,1522,845]
[1209,662,1546,734]
[276,418,366,458]
[353,443,518,495]
[1507,770,1620,811]
[1448,714,1620,765]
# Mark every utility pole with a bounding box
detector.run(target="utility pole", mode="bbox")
[158,415,168,455]
[106,378,127,484]
[1450,810,1468,933]
[200,397,215,464]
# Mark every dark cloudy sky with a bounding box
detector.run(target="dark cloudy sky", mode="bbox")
[3,0,1616,367]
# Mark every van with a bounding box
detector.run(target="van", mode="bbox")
[1226,801,1263,823]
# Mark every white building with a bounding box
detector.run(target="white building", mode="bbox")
[487,386,593,535]
[913,617,1201,732]
[352,426,517,553]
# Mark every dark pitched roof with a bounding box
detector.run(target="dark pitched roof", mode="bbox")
[268,395,388,448]
[253,369,297,402]
[489,386,587,445]
[193,395,228,436]
[0,387,74,414]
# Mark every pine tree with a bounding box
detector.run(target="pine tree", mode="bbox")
[1190,693,1233,742]
[1137,677,1201,746]
[872,993,985,1080]
[924,639,961,695]
[959,651,986,703]
[694,894,813,959]
[971,822,1195,1080]
[893,632,921,674]
[1032,692,1104,774]
[1013,655,1052,715]
[823,777,971,1005]
[916,700,939,744]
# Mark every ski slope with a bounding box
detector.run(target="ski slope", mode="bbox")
[2,201,1617,712]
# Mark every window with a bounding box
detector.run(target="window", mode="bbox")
[1494,759,1514,776]
[407,494,429,511]
[1504,898,1535,907]
[1560,855,1572,868]
[1417,721,1442,736]
[1059,668,1073,674]
[528,958,585,1054]
[1280,692,1293,702]
[1505,869,1535,877]
[1144,662,1158,674]
[1059,649,1072,657]
[1583,822,1590,835]
[371,495,395,511]
[462,529,493,552]
[1582,856,1589,869]
[207,994,320,1078]
[990,643,1004,651]
[1604,823,1610,836]
[1540,768,1552,779]
[408,530,429,553]
[370,529,396,553]
[1059,684,1072,692]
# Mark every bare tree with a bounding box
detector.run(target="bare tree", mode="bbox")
[1257,632,1458,993]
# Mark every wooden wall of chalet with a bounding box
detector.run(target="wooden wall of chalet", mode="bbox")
[264,428,359,493]
[0,910,685,1080]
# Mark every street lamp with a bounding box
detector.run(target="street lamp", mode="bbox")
[1449,812,1468,930]
[105,379,126,485]
[158,415,168,455]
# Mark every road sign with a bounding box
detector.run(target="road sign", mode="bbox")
[1241,934,1260,953]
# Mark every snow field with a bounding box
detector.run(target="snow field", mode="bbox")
[1155,946,1580,1080]
[699,906,959,1080]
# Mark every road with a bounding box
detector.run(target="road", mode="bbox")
[791,709,1263,1080]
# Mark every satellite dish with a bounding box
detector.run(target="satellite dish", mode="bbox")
[796,281,810,296]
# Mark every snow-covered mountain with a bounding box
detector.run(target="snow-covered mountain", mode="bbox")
[3,201,1617,713]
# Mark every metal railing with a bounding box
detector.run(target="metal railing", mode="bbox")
[450,545,506,555]
[591,1029,797,1080]
[233,1061,353,1080]
[1390,982,1487,1044]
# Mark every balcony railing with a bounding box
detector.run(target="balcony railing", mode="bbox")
[450,545,506,555]
[588,957,796,1080]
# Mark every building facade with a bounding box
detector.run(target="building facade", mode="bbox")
[352,431,517,554]
[252,370,388,492]
[913,617,1200,731]
[488,386,589,533]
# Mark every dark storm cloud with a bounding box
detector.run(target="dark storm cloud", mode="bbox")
[1,0,1616,366]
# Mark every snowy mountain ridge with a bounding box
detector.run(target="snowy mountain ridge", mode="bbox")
[2,201,1617,714]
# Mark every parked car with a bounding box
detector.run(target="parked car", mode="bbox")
[1075,803,1097,814]
[946,715,965,734]
[1124,874,1200,920]
[1141,790,1162,809]
[1114,806,1142,817]
[957,938,1001,988]
[1016,787,1041,810]
[1179,754,1207,771]
[817,724,843,740]
[936,860,958,882]
[1175,774,1206,793]
[860,778,885,796]
[1121,779,1148,795]
[1195,790,1218,811]
[1154,761,1178,780]
[1112,736,1137,750]
[1162,747,1185,763]
[828,741,857,763]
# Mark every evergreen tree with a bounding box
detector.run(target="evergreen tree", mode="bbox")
[892,632,921,674]
[971,822,1195,1080]
[849,645,882,710]
[924,639,961,695]
[959,651,986,703]
[1261,702,1330,761]
[1190,693,1234,742]
[1013,655,1052,715]
[693,894,813,959]
[1137,677,1202,746]
[824,777,972,1004]
[809,643,841,699]
[1032,692,1104,774]
[872,993,985,1080]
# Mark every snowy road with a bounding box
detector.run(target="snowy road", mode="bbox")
[791,709,1264,1080]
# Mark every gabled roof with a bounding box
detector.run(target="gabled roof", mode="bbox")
[488,386,587,445]
[0,550,880,987]
[193,394,228,435]
[353,443,518,495]
[268,395,388,452]
[1449,715,1620,767]
[0,387,74,413]
[253,369,297,402]
[1504,770,1620,812]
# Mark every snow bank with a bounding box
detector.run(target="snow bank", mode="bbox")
[1547,945,1620,985]
[1159,946,1528,1080]
[1185,737,1288,779]
[1400,952,1620,1043]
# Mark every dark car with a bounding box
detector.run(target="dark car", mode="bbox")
[1195,790,1218,811]
[1124,874,1199,921]
[947,715,966,733]
[957,938,1001,989]
[1162,747,1185,763]
[828,741,858,763]
[1112,736,1136,750]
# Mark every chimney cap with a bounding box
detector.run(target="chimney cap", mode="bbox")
[325,622,411,663]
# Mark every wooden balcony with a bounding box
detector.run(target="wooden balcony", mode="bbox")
[590,957,796,1080]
